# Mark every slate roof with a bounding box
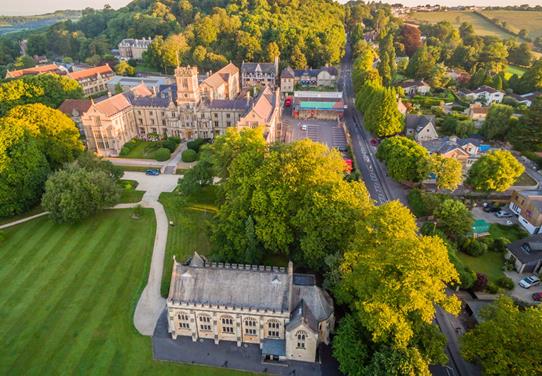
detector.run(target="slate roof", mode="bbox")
[507,234,542,264]
[405,114,435,131]
[472,85,501,94]
[281,66,295,79]
[208,98,250,111]
[241,62,277,75]
[292,66,338,78]
[422,137,472,155]
[399,80,429,88]
[169,257,290,312]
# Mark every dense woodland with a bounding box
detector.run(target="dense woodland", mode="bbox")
[0,0,345,75]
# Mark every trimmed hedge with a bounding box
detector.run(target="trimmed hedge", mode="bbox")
[496,276,515,290]
[181,149,197,162]
[161,139,177,152]
[154,148,171,161]
[461,238,488,257]
[187,138,207,153]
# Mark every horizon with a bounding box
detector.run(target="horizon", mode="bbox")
[2,0,542,16]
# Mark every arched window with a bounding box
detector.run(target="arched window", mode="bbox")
[296,330,307,349]
[267,319,281,338]
[198,314,212,332]
[221,315,235,334]
[244,318,258,336]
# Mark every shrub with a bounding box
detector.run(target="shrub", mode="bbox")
[486,282,499,294]
[461,238,488,257]
[496,276,514,290]
[187,138,206,153]
[473,272,488,291]
[154,148,171,161]
[407,189,444,218]
[182,149,197,162]
[491,237,509,252]
[161,139,177,152]
[167,136,181,144]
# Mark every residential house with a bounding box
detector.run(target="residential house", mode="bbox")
[118,38,152,60]
[166,252,334,363]
[459,85,504,104]
[405,114,438,142]
[398,80,431,96]
[422,136,487,172]
[241,58,279,89]
[5,63,67,79]
[446,68,471,85]
[505,234,542,274]
[80,63,281,156]
[465,103,489,126]
[280,66,338,93]
[58,99,93,134]
[397,98,408,115]
[509,190,542,234]
[199,63,240,102]
[509,92,541,107]
[292,91,344,121]
[68,64,115,97]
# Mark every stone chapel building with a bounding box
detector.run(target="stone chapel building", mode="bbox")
[166,252,335,363]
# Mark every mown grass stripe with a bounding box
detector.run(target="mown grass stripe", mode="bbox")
[0,218,57,280]
[0,217,51,264]
[3,214,124,373]
[49,220,143,372]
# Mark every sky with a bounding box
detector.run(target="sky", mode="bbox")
[1,0,542,16]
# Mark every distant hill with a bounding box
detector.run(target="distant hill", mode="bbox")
[0,10,82,35]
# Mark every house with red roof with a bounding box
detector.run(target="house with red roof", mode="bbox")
[68,64,115,97]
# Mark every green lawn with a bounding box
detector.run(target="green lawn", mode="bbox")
[513,172,537,187]
[122,140,162,159]
[159,186,218,296]
[119,179,144,203]
[0,205,44,225]
[117,165,162,172]
[0,209,244,375]
[505,65,527,79]
[457,224,527,283]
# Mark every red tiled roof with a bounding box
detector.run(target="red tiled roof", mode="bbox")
[6,64,61,78]
[59,99,92,116]
[201,63,239,89]
[93,93,132,117]
[68,64,113,81]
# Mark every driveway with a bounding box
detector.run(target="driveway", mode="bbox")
[115,171,180,335]
[504,271,542,305]
[471,207,517,226]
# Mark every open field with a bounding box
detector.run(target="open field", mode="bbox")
[408,11,514,39]
[122,140,161,159]
[159,186,218,296]
[0,209,244,376]
[481,10,542,38]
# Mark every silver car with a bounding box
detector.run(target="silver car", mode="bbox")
[519,275,540,289]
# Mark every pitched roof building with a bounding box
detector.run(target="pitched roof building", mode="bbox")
[280,66,338,93]
[505,234,542,274]
[5,63,66,79]
[118,38,152,60]
[241,57,279,89]
[68,64,115,97]
[199,62,240,101]
[405,114,438,142]
[167,252,334,363]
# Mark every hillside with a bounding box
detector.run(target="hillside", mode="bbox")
[0,0,345,73]
[480,10,542,38]
[0,10,81,35]
[408,10,515,39]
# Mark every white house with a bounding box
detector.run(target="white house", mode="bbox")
[460,85,504,104]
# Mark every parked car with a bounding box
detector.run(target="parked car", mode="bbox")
[519,275,541,289]
[495,210,513,218]
[483,203,501,213]
[145,168,160,176]
[284,97,292,107]
[369,138,378,146]
[532,292,542,301]
[301,124,307,131]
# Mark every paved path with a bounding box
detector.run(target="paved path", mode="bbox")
[0,211,49,230]
[115,171,179,336]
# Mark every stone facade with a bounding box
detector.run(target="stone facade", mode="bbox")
[167,253,334,363]
[241,58,279,89]
[80,63,281,156]
[68,64,115,97]
[118,38,152,60]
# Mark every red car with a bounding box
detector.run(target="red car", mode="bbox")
[532,292,542,301]
[369,138,378,146]
[284,97,292,107]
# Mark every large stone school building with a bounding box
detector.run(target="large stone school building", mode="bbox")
[166,252,335,363]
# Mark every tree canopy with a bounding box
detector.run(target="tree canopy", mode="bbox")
[466,149,524,192]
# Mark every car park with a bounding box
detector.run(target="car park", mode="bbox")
[495,210,513,218]
[145,168,160,176]
[519,275,540,289]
